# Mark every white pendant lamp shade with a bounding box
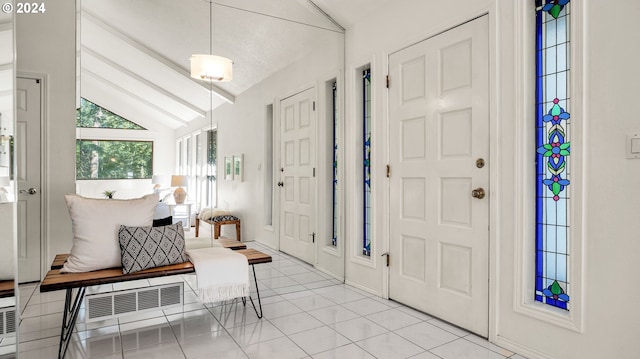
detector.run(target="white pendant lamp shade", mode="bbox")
[190,54,233,82]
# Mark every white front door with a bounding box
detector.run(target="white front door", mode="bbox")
[17,77,42,283]
[279,87,316,264]
[388,16,490,336]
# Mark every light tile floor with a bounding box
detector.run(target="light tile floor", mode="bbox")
[17,242,527,359]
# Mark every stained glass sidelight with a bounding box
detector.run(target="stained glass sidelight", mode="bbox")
[535,0,571,310]
[332,81,338,247]
[363,69,372,256]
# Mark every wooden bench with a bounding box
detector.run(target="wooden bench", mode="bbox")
[0,280,14,298]
[41,248,271,359]
[195,216,241,241]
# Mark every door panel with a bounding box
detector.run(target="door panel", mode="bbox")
[389,16,489,336]
[17,77,41,283]
[279,88,316,264]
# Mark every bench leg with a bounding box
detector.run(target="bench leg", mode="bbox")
[241,265,263,318]
[58,287,85,359]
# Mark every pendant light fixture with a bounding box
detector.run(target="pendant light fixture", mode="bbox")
[190,1,233,82]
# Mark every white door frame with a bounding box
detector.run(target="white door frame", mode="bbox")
[17,72,48,281]
[382,10,500,339]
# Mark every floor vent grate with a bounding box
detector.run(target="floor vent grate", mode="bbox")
[85,283,183,322]
[0,307,16,335]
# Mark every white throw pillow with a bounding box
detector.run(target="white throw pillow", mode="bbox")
[198,208,230,220]
[61,193,159,273]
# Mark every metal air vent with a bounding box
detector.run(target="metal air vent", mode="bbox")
[85,282,183,322]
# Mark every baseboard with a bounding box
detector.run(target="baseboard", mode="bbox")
[495,335,555,359]
[345,279,383,297]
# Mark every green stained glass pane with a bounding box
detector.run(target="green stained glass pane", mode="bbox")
[549,4,561,19]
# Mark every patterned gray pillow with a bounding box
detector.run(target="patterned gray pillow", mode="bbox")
[118,222,188,274]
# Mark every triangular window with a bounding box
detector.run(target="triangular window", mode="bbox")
[76,98,146,130]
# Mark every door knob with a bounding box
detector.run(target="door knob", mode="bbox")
[20,188,38,195]
[471,188,485,199]
[277,181,284,187]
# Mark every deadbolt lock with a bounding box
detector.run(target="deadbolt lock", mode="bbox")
[476,158,485,168]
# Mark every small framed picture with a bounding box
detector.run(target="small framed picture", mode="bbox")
[233,154,243,182]
[224,156,233,180]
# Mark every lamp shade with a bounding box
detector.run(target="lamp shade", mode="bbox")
[151,175,166,185]
[190,54,233,82]
[171,175,188,187]
[0,176,9,187]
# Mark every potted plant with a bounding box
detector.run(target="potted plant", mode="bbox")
[103,190,116,199]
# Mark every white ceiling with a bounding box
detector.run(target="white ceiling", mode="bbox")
[80,0,391,129]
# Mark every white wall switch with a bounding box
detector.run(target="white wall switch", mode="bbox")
[627,133,640,159]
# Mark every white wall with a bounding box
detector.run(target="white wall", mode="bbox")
[16,0,76,270]
[343,0,640,358]
[495,1,640,358]
[17,0,640,357]
[0,204,15,280]
[343,0,498,297]
[75,126,175,200]
[176,30,344,278]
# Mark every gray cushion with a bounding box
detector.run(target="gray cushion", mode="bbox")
[118,222,188,274]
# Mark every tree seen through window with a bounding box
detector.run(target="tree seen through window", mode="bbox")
[76,98,153,180]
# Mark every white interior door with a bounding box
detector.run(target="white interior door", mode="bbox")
[17,77,42,283]
[388,16,489,336]
[279,87,316,264]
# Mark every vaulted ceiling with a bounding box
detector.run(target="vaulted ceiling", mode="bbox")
[81,0,391,130]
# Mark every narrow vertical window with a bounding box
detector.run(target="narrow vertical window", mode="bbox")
[196,133,204,208]
[331,81,338,247]
[186,137,193,198]
[264,104,274,227]
[535,0,571,310]
[176,140,183,174]
[207,129,217,207]
[363,69,372,256]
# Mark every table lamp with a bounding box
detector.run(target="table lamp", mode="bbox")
[152,175,166,194]
[171,175,188,204]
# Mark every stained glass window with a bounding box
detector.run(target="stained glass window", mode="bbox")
[332,81,338,247]
[363,69,372,256]
[535,0,571,310]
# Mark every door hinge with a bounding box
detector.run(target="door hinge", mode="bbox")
[310,232,315,243]
[386,164,391,178]
[386,75,390,88]
[381,252,390,267]
[313,101,316,111]
[312,168,316,177]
